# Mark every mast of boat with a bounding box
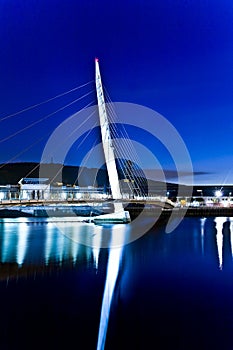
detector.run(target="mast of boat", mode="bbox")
[95,58,123,211]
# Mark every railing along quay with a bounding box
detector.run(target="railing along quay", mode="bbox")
[1,197,233,219]
[126,205,233,219]
[163,206,233,217]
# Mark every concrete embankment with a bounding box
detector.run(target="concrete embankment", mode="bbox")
[128,206,233,220]
[0,202,233,219]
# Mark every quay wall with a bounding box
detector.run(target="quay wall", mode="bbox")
[0,200,233,218]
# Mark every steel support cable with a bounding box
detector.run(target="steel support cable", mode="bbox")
[104,102,134,163]
[64,111,98,185]
[0,99,96,179]
[104,105,140,195]
[24,163,40,179]
[104,91,147,196]
[0,91,94,144]
[0,80,94,123]
[104,91,147,192]
[107,120,147,195]
[107,122,139,195]
[44,131,98,191]
[0,133,50,170]
[108,109,145,183]
[40,106,96,168]
[101,110,132,194]
[93,86,130,193]
[41,109,98,189]
[0,91,97,185]
[73,128,99,186]
[104,88,145,170]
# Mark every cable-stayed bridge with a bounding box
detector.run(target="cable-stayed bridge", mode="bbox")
[0,59,175,218]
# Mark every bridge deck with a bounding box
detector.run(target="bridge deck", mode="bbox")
[0,198,175,208]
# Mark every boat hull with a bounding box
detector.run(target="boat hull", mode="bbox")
[92,210,131,224]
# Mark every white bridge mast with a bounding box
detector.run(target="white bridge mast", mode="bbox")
[95,58,122,201]
[94,58,130,222]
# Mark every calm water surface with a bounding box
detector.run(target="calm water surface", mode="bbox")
[0,216,233,350]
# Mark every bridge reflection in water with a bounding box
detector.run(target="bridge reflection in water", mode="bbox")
[0,214,232,268]
[0,217,233,349]
[0,218,130,350]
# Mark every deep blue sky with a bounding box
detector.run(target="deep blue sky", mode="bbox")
[0,0,232,184]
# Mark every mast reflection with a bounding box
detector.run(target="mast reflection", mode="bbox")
[92,226,104,270]
[96,224,130,350]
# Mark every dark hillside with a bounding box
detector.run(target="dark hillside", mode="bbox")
[0,163,108,187]
[0,162,199,197]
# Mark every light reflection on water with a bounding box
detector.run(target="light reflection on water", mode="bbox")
[16,221,30,266]
[215,217,226,270]
[0,218,103,267]
[1,217,233,349]
[0,218,138,268]
[96,225,131,350]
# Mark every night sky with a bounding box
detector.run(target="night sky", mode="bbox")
[0,1,232,185]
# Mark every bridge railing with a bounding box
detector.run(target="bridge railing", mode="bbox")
[176,196,233,208]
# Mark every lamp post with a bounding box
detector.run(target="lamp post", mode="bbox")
[214,189,223,206]
[215,190,223,198]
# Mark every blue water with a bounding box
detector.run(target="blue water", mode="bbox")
[0,216,233,349]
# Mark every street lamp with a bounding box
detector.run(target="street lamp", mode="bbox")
[215,190,223,198]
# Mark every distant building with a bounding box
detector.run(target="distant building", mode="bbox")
[0,185,19,200]
[18,178,50,200]
[16,178,106,201]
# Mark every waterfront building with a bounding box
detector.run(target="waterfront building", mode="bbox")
[0,178,108,202]
[18,178,50,200]
[0,185,19,200]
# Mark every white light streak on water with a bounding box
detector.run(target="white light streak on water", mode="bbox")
[17,222,29,266]
[45,223,55,265]
[71,232,80,265]
[215,217,226,270]
[2,224,13,263]
[68,226,85,265]
[92,226,103,270]
[200,217,206,255]
[230,219,233,260]
[57,229,66,264]
[96,225,130,350]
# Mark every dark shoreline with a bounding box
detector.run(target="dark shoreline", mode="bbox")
[0,205,233,219]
